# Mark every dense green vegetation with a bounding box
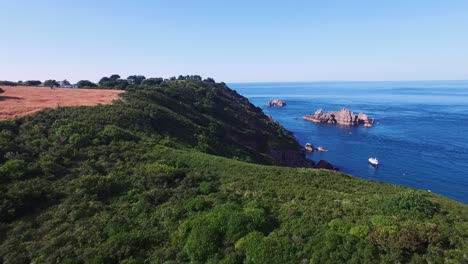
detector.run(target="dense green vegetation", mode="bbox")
[43,80,60,88]
[0,79,467,263]
[0,80,43,86]
[0,81,17,86]
[76,80,98,88]
[0,74,205,89]
[24,80,42,86]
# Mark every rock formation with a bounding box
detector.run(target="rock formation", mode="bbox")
[304,143,314,152]
[271,149,315,167]
[268,99,287,107]
[303,108,374,127]
[316,160,337,170]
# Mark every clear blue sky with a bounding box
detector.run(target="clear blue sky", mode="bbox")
[1,0,467,82]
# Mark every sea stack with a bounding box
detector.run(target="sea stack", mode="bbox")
[303,108,375,127]
[268,99,287,107]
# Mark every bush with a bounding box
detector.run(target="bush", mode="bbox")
[183,204,270,262]
[24,80,42,86]
[79,174,125,200]
[0,159,29,180]
[141,78,163,86]
[98,125,138,143]
[388,190,438,217]
[235,232,294,264]
[185,197,210,212]
[0,81,17,86]
[76,80,97,88]
[43,80,60,87]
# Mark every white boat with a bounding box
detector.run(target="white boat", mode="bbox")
[316,146,327,152]
[368,157,379,166]
[305,143,314,152]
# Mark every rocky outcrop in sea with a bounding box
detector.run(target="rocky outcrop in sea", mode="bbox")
[268,99,287,107]
[303,108,374,127]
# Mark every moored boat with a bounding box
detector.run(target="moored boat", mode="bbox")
[305,143,314,152]
[368,157,379,166]
[316,146,327,152]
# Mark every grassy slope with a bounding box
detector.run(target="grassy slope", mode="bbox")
[0,80,466,263]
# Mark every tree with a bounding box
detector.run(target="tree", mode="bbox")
[98,75,129,89]
[109,74,121,81]
[98,77,111,86]
[77,80,97,88]
[189,75,202,81]
[61,80,71,86]
[141,78,163,86]
[43,80,60,88]
[114,79,129,89]
[127,75,146,85]
[24,80,42,86]
[204,77,216,83]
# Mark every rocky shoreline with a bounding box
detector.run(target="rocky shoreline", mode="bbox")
[271,148,338,170]
[264,103,373,170]
[303,108,374,127]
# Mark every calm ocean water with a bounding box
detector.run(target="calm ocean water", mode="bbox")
[229,81,468,203]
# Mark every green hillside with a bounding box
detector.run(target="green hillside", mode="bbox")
[0,79,467,263]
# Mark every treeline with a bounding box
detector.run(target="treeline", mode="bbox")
[0,74,215,89]
[0,80,43,86]
[94,74,215,89]
[0,80,69,87]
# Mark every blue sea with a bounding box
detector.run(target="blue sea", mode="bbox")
[230,81,468,204]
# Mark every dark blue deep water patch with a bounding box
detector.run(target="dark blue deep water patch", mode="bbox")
[230,81,468,203]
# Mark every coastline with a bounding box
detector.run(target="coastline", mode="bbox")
[230,81,468,204]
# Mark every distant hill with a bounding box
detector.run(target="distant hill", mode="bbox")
[0,79,466,263]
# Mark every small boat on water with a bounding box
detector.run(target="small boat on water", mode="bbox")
[305,143,314,152]
[316,146,327,152]
[368,157,379,166]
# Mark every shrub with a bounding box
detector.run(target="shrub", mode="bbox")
[0,81,17,86]
[235,232,294,264]
[24,80,42,86]
[183,204,270,262]
[76,80,97,88]
[185,197,210,212]
[0,159,28,180]
[141,78,163,86]
[43,80,60,87]
[98,125,138,143]
[79,174,125,200]
[388,190,438,218]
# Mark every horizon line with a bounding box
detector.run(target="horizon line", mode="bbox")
[227,79,468,84]
[2,78,468,85]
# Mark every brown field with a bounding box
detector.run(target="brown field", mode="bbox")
[0,86,124,120]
